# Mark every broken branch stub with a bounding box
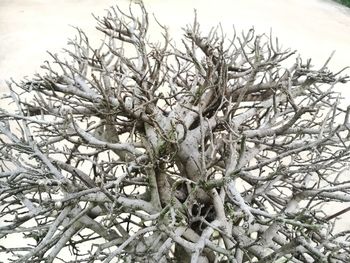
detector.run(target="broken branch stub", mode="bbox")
[0,2,350,263]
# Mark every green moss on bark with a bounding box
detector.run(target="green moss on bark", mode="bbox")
[336,0,350,7]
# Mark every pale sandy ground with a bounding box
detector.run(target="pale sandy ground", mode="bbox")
[0,0,349,250]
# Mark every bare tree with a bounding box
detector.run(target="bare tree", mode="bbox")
[1,2,350,262]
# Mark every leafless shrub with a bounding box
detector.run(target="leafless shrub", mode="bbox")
[1,2,350,262]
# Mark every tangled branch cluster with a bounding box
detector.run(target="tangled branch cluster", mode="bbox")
[1,2,350,262]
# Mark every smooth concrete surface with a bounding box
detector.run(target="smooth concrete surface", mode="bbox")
[1,0,350,91]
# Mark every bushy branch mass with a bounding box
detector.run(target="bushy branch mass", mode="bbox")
[1,2,350,262]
